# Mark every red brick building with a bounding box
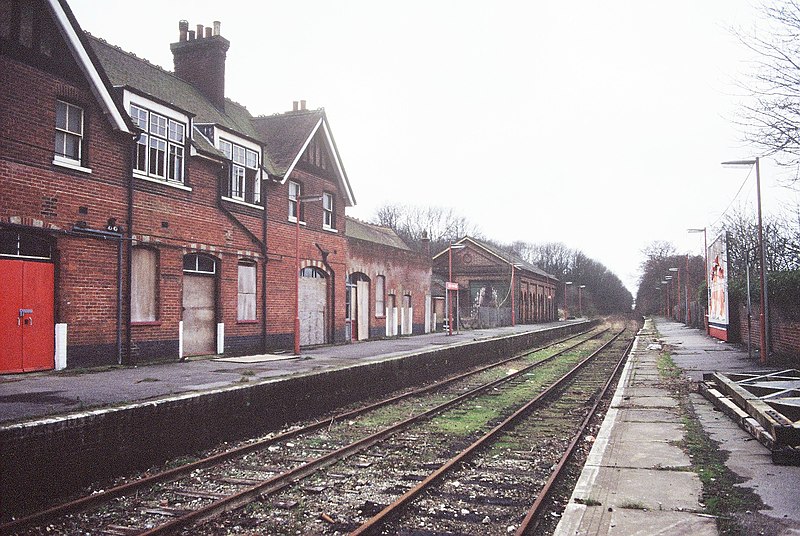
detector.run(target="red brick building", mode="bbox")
[1,0,357,371]
[345,217,432,339]
[432,237,558,329]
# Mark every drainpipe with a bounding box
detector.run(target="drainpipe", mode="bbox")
[124,131,138,366]
[315,243,334,343]
[261,174,268,353]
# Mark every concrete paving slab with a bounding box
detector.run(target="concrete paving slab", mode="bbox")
[619,408,683,423]
[615,396,679,408]
[592,466,703,511]
[556,505,717,536]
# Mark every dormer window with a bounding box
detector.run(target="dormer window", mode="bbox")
[220,138,260,205]
[130,104,185,184]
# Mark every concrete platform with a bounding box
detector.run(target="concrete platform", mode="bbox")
[555,318,800,536]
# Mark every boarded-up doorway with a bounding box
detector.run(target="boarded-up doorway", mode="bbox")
[183,254,216,356]
[299,267,327,346]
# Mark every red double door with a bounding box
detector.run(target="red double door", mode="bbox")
[0,259,55,373]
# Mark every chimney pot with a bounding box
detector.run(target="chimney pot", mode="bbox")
[300,99,307,110]
[293,101,298,111]
[204,26,212,38]
[213,21,221,36]
[196,24,204,37]
[179,20,189,42]
[188,29,196,40]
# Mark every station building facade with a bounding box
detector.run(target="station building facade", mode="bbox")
[345,217,432,340]
[432,237,558,329]
[0,0,358,372]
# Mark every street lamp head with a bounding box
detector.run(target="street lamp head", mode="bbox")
[668,267,678,272]
[579,284,586,288]
[565,281,573,285]
[721,159,757,167]
[687,228,705,233]
[449,244,466,250]
[298,195,324,202]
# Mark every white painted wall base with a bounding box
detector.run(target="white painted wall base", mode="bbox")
[424,295,431,333]
[216,323,224,354]
[178,320,184,359]
[55,323,67,370]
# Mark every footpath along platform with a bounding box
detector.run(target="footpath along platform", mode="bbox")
[555,317,800,536]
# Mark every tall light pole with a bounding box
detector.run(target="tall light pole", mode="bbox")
[722,157,768,363]
[447,243,466,335]
[688,227,708,331]
[661,281,669,316]
[564,281,573,320]
[510,263,523,326]
[294,194,323,355]
[578,284,586,317]
[668,268,678,319]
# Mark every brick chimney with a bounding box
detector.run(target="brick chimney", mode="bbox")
[170,20,230,109]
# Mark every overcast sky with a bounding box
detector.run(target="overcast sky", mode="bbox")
[69,0,796,294]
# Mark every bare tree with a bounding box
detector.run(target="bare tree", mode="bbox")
[736,1,800,175]
[372,203,482,253]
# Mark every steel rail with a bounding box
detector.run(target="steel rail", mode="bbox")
[139,329,609,535]
[514,334,635,535]
[1,327,595,533]
[350,328,626,536]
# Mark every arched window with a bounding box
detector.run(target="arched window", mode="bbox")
[300,266,325,278]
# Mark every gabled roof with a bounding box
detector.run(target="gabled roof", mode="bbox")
[252,109,356,207]
[48,0,132,134]
[433,236,558,281]
[345,217,411,251]
[86,34,259,140]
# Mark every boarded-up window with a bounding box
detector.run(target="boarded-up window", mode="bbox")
[132,247,157,322]
[238,263,256,321]
[375,275,385,317]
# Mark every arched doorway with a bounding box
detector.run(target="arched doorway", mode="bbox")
[182,253,217,356]
[299,266,327,346]
[0,229,55,373]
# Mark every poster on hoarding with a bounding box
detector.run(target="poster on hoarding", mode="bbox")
[707,233,729,341]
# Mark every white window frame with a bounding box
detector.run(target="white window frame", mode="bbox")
[220,137,260,204]
[54,100,84,165]
[323,192,335,230]
[127,98,188,187]
[289,181,304,223]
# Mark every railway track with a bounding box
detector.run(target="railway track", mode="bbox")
[4,324,627,535]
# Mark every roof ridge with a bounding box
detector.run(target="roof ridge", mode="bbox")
[86,32,174,77]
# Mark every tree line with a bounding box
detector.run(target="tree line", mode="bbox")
[373,202,633,316]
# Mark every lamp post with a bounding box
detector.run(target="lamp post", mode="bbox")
[661,281,669,316]
[722,157,768,364]
[665,275,673,317]
[510,263,523,326]
[564,281,573,320]
[294,194,323,355]
[688,227,708,331]
[578,284,586,317]
[668,268,678,319]
[447,243,466,335]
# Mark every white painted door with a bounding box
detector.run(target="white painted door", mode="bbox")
[357,280,369,340]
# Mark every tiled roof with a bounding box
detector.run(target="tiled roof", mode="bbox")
[251,109,323,176]
[345,217,411,251]
[86,34,259,140]
[434,236,557,281]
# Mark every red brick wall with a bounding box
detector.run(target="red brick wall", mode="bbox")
[347,236,432,336]
[738,304,800,364]
[1,54,132,366]
[264,169,349,345]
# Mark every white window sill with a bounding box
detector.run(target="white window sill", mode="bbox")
[288,217,307,226]
[53,157,92,174]
[134,172,192,191]
[221,196,264,210]
[323,226,338,233]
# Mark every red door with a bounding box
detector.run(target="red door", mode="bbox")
[0,259,55,373]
